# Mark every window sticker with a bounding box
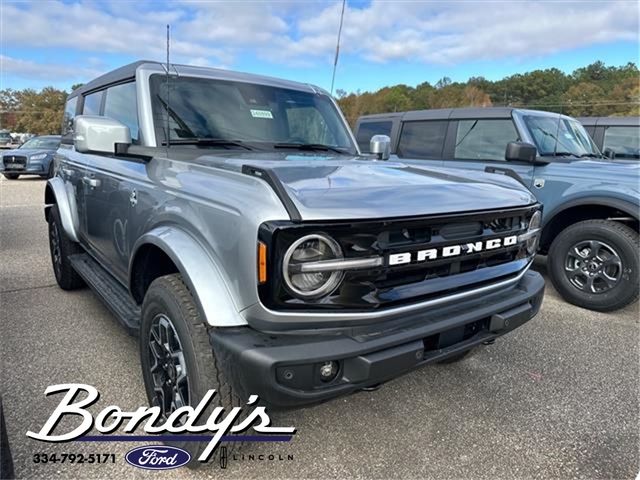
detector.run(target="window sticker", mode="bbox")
[250,109,273,119]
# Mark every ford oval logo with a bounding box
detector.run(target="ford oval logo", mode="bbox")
[125,445,191,470]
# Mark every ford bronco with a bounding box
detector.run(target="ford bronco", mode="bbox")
[46,61,544,459]
[356,108,639,311]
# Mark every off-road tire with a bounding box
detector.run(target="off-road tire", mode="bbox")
[548,220,639,312]
[140,274,244,469]
[437,349,472,364]
[48,204,84,290]
[3,173,19,180]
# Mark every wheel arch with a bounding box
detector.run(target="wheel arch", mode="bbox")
[129,226,247,327]
[44,177,80,242]
[540,197,639,253]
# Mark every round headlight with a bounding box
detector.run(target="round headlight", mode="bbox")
[526,210,542,254]
[282,234,344,299]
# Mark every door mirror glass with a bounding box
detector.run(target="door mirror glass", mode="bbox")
[74,115,131,153]
[370,134,391,160]
[505,141,537,162]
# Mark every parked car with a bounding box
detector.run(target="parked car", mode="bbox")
[0,135,61,179]
[0,130,12,149]
[46,61,544,464]
[355,108,639,312]
[578,116,639,161]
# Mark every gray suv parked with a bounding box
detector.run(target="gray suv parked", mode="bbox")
[356,108,639,311]
[46,62,544,462]
[0,135,61,179]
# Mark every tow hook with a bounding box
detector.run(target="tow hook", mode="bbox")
[482,339,496,345]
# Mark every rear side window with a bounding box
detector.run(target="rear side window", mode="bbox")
[83,91,103,115]
[61,96,77,135]
[104,82,139,142]
[454,119,518,161]
[397,121,447,159]
[356,121,392,152]
[603,126,639,159]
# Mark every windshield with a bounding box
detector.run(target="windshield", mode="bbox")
[523,115,599,157]
[0,132,10,140]
[149,74,356,154]
[20,137,60,149]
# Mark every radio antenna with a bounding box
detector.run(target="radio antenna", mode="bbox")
[330,0,346,96]
[165,24,170,156]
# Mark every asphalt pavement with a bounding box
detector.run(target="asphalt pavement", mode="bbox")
[1,175,638,479]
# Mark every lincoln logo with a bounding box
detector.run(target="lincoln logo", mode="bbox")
[388,235,518,266]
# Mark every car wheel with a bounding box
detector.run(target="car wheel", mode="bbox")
[548,220,639,312]
[140,274,244,468]
[437,349,472,364]
[48,204,85,290]
[3,173,19,180]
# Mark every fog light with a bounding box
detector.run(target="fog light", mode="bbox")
[319,361,339,382]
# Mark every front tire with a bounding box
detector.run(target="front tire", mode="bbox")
[140,274,244,468]
[3,173,19,180]
[48,204,84,290]
[548,220,639,312]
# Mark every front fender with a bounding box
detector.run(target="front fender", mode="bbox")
[44,177,80,243]
[130,226,247,327]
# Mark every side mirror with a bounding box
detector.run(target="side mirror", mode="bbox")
[505,142,537,163]
[370,135,391,160]
[603,148,615,159]
[74,115,131,154]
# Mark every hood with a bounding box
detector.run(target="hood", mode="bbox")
[1,148,53,157]
[562,158,640,181]
[196,152,536,221]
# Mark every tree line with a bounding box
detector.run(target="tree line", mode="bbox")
[336,61,639,126]
[0,62,637,135]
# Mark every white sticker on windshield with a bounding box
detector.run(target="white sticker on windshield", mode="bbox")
[250,109,273,119]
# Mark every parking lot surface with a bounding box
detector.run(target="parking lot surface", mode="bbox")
[1,176,638,479]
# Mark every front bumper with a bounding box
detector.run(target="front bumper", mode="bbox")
[0,163,45,174]
[211,270,544,408]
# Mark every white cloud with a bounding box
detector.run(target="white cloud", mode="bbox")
[1,0,638,86]
[0,55,104,81]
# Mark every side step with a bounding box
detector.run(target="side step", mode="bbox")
[69,254,140,336]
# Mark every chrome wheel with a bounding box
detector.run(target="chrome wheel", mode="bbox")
[148,314,189,421]
[564,240,622,294]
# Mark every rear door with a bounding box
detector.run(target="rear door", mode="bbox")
[56,95,90,243]
[82,81,141,282]
[440,116,535,187]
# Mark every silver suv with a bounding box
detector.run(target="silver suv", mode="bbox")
[46,61,544,461]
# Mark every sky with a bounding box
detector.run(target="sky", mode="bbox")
[1,0,639,94]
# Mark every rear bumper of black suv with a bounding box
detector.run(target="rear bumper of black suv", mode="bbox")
[210,270,544,408]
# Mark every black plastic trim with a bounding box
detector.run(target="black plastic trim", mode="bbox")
[242,164,302,222]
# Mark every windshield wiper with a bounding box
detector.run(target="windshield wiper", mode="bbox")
[162,138,253,150]
[578,153,601,158]
[541,151,577,157]
[273,143,348,154]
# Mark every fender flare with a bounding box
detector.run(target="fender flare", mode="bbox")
[543,196,640,227]
[129,226,247,327]
[44,177,80,243]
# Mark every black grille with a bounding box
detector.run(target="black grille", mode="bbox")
[259,205,540,311]
[2,155,27,169]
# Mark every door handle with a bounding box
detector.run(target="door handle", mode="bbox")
[82,176,101,188]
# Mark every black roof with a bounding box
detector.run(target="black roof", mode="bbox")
[69,61,151,97]
[577,116,640,127]
[359,107,525,122]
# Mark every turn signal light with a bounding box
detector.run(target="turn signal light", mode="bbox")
[258,241,267,284]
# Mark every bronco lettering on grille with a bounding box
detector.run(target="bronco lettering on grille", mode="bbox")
[388,235,518,266]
